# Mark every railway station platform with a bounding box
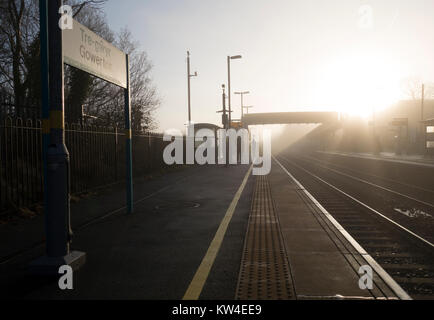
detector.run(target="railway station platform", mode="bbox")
[0,164,255,299]
[0,160,410,300]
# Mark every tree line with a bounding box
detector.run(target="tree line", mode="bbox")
[0,0,160,131]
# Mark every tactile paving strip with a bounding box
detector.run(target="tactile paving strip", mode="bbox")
[236,175,295,300]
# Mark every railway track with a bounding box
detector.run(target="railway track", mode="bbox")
[276,153,434,300]
[306,152,434,204]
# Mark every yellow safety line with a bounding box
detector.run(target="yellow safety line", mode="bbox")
[183,165,253,300]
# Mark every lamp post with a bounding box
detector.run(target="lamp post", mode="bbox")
[227,55,242,127]
[243,106,254,114]
[372,105,380,155]
[421,83,425,122]
[187,51,198,124]
[421,83,425,154]
[234,91,250,119]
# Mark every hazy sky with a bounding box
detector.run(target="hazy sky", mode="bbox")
[104,0,434,131]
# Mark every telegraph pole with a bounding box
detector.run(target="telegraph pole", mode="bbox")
[187,52,192,123]
[227,57,231,126]
[187,51,197,124]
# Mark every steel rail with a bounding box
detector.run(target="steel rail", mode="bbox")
[276,154,434,249]
[298,153,434,208]
[273,155,412,300]
[306,153,434,195]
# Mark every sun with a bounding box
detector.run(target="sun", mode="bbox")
[319,53,402,119]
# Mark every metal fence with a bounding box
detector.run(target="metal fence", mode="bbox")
[0,94,40,120]
[0,117,169,214]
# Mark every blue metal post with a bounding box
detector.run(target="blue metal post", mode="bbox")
[39,0,50,244]
[46,0,70,257]
[125,55,133,213]
[31,0,86,274]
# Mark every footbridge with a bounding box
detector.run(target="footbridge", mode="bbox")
[242,112,339,127]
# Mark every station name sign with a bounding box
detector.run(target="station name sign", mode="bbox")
[62,19,127,88]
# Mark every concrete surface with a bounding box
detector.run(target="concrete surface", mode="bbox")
[0,164,253,300]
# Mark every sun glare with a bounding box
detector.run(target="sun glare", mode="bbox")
[319,54,402,119]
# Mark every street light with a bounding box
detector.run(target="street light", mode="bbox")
[421,83,425,153]
[243,106,254,114]
[234,91,250,119]
[227,55,242,127]
[187,51,198,124]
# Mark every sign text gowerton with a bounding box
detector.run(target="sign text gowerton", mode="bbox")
[62,19,127,88]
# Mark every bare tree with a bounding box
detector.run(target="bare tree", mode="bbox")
[64,1,114,124]
[0,0,39,109]
[81,27,160,131]
[0,0,160,130]
[0,0,108,109]
[117,28,160,131]
[64,1,160,131]
[401,76,434,100]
